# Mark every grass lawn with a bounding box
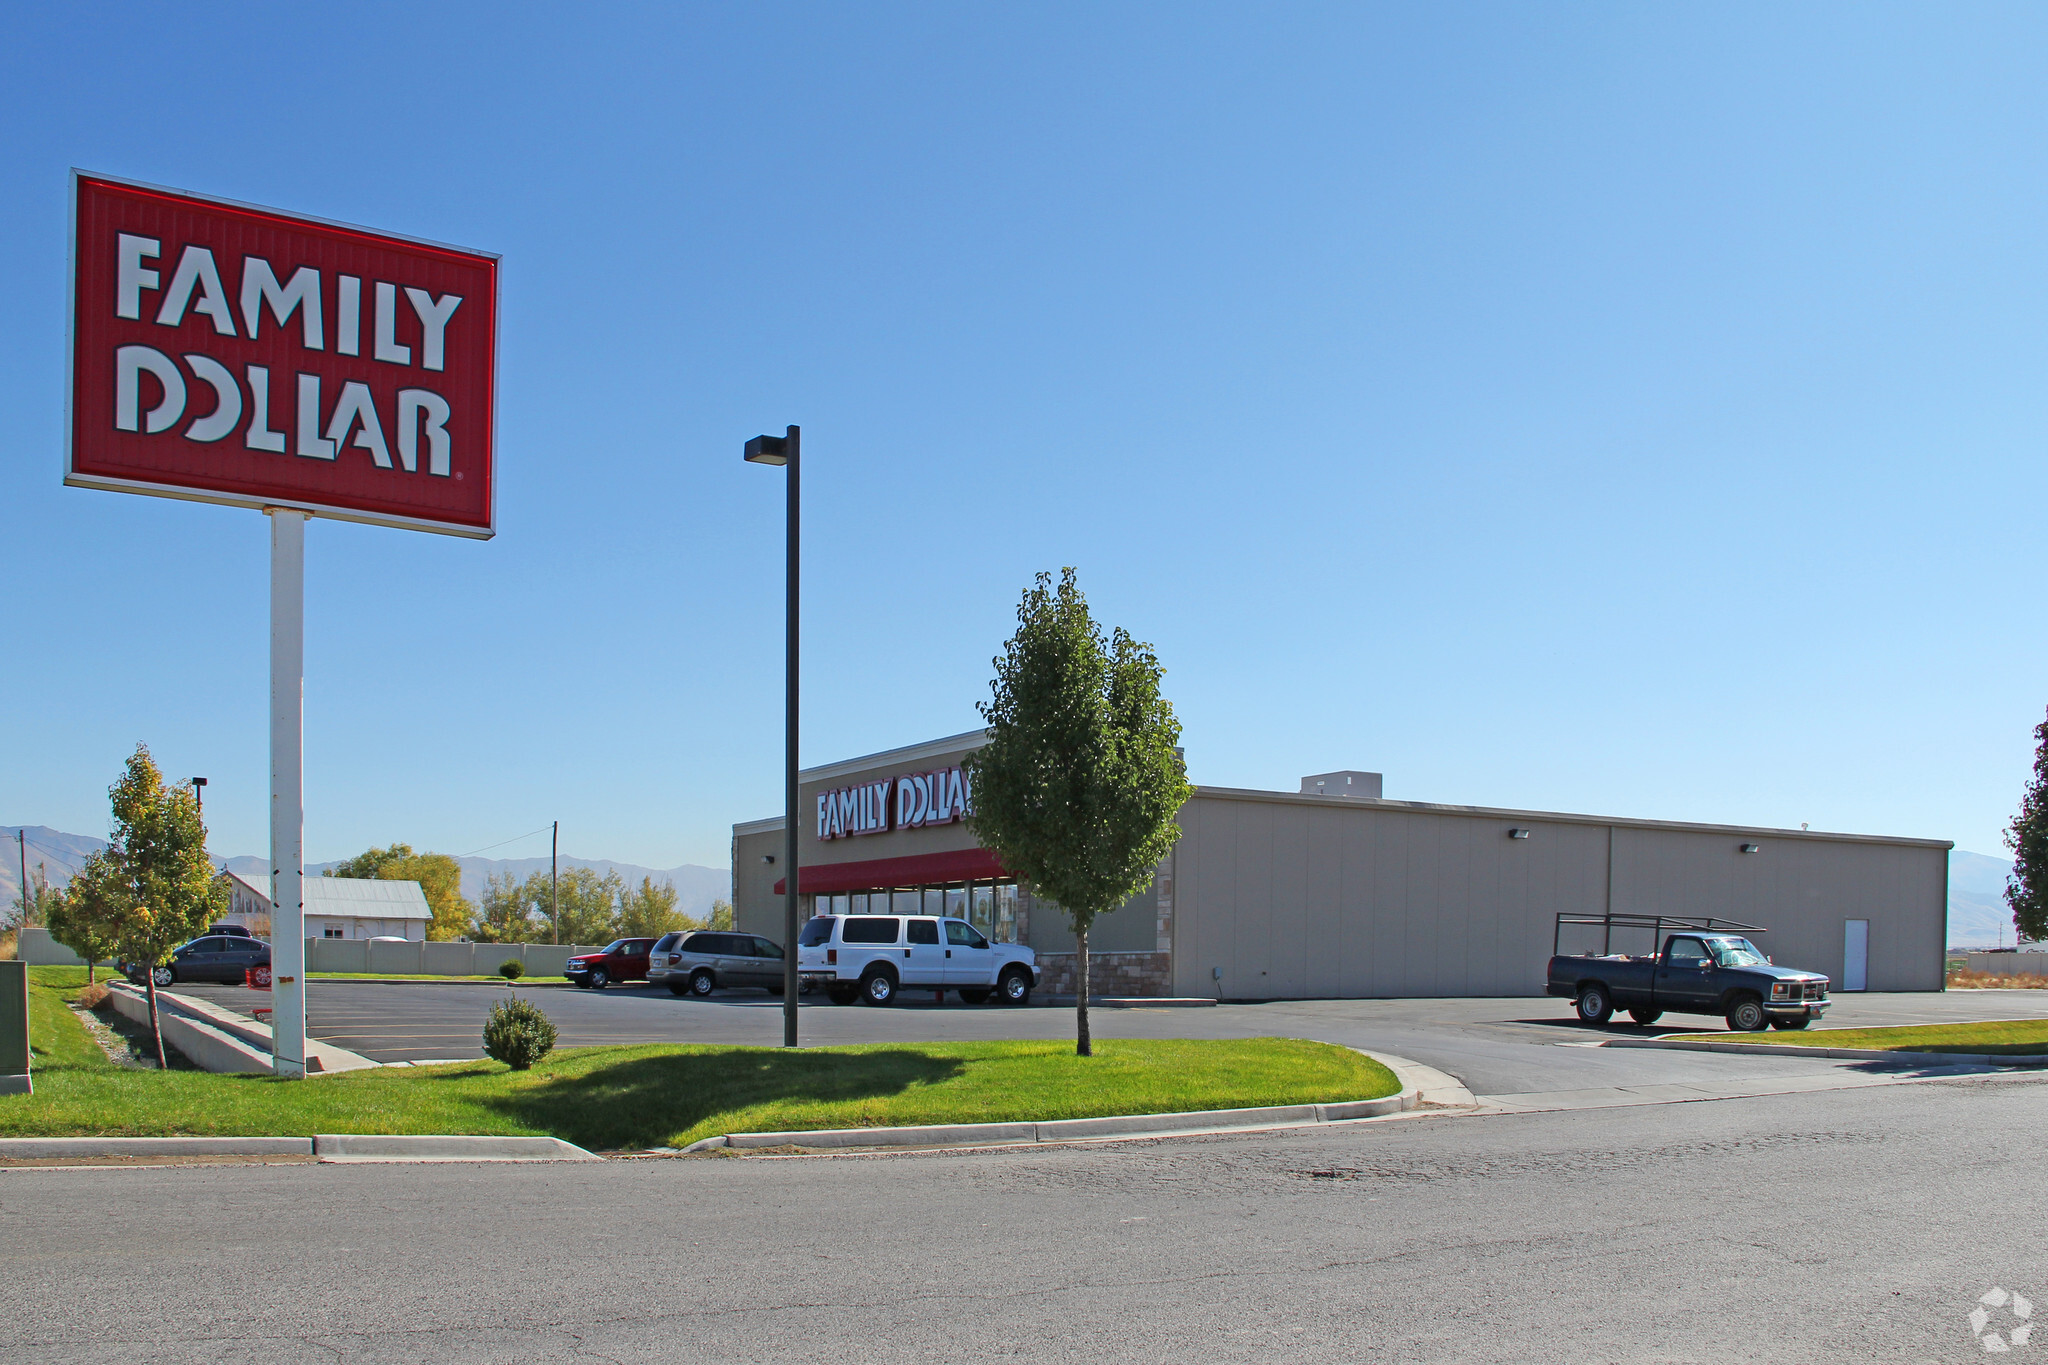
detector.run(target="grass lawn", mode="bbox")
[10,966,1398,1151]
[1719,1019,2048,1055]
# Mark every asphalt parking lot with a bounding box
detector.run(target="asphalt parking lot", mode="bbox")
[167,976,2048,1105]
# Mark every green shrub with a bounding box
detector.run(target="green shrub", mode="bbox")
[482,997,556,1070]
[498,959,525,980]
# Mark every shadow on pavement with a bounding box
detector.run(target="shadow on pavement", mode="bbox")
[478,1046,966,1150]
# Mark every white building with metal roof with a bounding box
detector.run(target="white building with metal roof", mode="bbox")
[224,871,433,941]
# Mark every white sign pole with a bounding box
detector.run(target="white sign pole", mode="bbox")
[268,508,308,1077]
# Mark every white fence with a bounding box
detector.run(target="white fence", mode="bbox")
[12,928,590,978]
[304,938,592,977]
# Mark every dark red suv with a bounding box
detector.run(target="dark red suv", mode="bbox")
[564,938,656,990]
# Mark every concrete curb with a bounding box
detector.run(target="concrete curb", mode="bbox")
[312,1134,599,1162]
[679,1090,1418,1153]
[0,1134,599,1164]
[1606,1037,2048,1068]
[0,1136,313,1159]
[1036,996,1220,1008]
[103,984,380,1075]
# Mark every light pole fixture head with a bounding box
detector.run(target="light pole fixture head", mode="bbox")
[743,433,789,466]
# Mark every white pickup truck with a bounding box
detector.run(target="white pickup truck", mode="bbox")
[797,913,1039,1006]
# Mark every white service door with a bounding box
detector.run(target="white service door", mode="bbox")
[1843,919,1869,992]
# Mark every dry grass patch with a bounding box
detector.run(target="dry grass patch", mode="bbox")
[1948,969,2048,990]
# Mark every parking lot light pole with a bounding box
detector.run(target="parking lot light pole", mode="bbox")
[744,425,801,1048]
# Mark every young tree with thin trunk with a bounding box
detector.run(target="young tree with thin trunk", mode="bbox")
[965,569,1191,1056]
[2007,706,2048,944]
[100,746,225,1069]
[43,876,118,986]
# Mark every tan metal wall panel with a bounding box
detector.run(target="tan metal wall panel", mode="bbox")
[1179,790,1944,999]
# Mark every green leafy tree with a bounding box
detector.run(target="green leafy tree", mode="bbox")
[327,843,475,941]
[964,569,1191,1056]
[99,745,227,1068]
[619,876,686,938]
[475,871,546,943]
[2008,706,2048,942]
[552,867,625,945]
[704,898,735,932]
[43,876,119,985]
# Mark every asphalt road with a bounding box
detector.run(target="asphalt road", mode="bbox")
[172,978,2048,1103]
[8,1070,2045,1363]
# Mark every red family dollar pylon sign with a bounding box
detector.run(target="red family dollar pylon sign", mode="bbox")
[67,172,499,1074]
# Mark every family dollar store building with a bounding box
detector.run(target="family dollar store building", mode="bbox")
[731,729,1952,999]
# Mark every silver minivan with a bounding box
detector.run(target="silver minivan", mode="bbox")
[648,930,786,997]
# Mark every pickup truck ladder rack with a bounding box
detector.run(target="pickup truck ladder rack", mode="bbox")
[1554,912,1770,956]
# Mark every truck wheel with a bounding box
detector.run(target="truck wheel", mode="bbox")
[1726,997,1769,1033]
[765,977,785,996]
[861,969,897,1006]
[689,970,716,997]
[1575,985,1613,1025]
[667,983,688,997]
[959,988,990,1005]
[1772,1015,1811,1031]
[998,968,1032,1006]
[1628,1008,1663,1027]
[827,984,859,1005]
[588,968,610,990]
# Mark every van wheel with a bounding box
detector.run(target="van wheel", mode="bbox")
[860,970,897,1006]
[959,988,990,1005]
[828,985,859,1005]
[689,970,716,997]
[1726,996,1769,1033]
[1575,985,1613,1025]
[998,968,1032,1006]
[1628,1008,1663,1027]
[1772,1015,1811,1030]
[667,983,688,997]
[765,978,785,996]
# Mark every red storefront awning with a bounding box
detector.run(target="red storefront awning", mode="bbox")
[772,846,1010,896]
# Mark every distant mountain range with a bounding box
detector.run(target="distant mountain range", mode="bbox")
[2,826,731,921]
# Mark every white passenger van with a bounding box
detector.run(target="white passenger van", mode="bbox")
[797,914,1039,1006]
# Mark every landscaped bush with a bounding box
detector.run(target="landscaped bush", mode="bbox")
[482,997,556,1070]
[75,981,111,1009]
[498,959,525,980]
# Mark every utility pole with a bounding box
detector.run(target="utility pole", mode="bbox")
[16,831,26,927]
[551,821,560,945]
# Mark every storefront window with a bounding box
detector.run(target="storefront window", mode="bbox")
[994,883,1019,943]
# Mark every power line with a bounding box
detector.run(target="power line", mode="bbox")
[454,826,557,859]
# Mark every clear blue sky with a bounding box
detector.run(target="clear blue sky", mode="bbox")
[3,4,2044,870]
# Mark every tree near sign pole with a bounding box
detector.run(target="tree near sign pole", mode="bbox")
[964,568,1191,1057]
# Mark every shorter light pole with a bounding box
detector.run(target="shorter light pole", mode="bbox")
[744,425,800,1048]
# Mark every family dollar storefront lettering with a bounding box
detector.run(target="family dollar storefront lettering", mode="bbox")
[817,766,973,840]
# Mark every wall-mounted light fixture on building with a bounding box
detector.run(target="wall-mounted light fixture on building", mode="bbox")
[762,854,776,864]
[1507,828,1531,840]
[1739,843,1761,854]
